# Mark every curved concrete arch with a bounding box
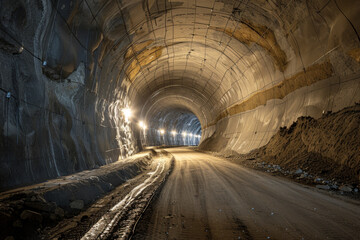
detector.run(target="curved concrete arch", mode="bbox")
[141,85,212,126]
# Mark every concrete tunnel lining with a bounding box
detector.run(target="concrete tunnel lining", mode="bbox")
[0,0,359,189]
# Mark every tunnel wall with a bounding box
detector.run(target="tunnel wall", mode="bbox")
[200,73,360,153]
[197,0,360,154]
[0,0,138,189]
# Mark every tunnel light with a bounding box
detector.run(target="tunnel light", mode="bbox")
[189,133,193,137]
[138,121,147,129]
[122,108,132,121]
[182,132,187,137]
[159,129,165,135]
[171,130,177,136]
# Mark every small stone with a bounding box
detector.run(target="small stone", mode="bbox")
[54,207,64,217]
[30,195,46,203]
[330,185,338,190]
[354,188,358,193]
[316,185,330,190]
[339,185,353,192]
[294,169,303,175]
[52,74,60,80]
[12,219,23,228]
[50,213,58,221]
[70,200,84,210]
[20,210,43,223]
[314,178,322,183]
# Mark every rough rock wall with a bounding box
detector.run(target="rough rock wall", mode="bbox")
[0,0,138,190]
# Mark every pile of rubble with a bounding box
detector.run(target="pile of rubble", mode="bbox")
[0,192,66,239]
[253,162,359,194]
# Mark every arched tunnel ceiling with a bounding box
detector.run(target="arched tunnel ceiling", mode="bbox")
[141,85,212,126]
[85,0,359,131]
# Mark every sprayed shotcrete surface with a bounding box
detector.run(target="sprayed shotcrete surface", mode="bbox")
[206,61,334,127]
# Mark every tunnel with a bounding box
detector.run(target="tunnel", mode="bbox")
[0,0,360,239]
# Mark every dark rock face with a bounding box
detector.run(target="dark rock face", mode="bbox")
[0,0,138,190]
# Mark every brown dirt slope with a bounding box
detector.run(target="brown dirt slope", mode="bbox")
[249,104,360,184]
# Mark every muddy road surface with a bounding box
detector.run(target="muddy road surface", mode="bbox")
[132,148,360,240]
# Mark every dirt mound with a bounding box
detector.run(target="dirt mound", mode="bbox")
[248,104,360,185]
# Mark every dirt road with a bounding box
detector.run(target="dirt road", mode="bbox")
[132,148,360,240]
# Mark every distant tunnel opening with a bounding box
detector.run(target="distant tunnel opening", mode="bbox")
[142,109,202,147]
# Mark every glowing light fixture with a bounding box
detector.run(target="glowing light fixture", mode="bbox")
[182,132,187,137]
[138,121,147,129]
[189,133,193,137]
[171,130,177,136]
[122,108,132,121]
[159,129,165,135]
